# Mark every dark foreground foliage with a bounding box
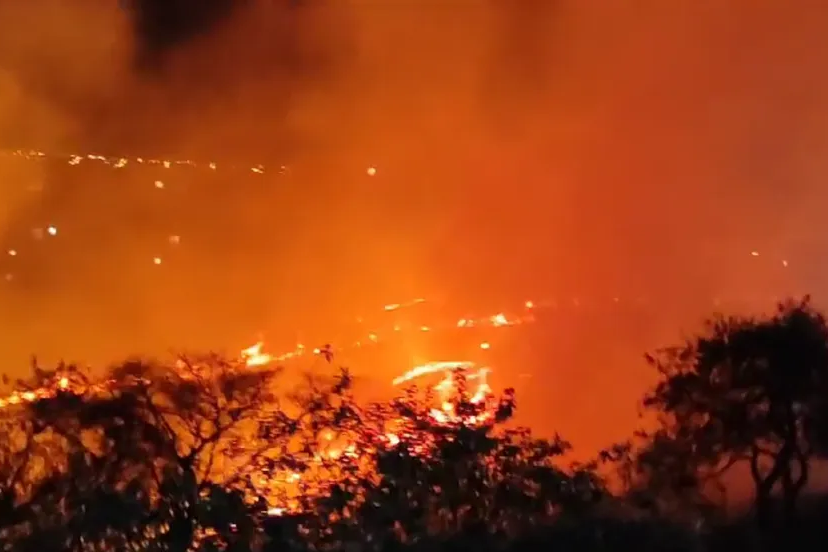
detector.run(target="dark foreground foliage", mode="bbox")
[3,297,828,551]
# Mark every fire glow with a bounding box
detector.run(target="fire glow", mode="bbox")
[0,296,524,410]
[0,297,510,516]
[393,360,493,425]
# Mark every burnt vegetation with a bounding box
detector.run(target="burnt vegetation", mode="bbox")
[3,298,828,551]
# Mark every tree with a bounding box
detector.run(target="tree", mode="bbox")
[601,430,728,524]
[298,371,604,552]
[0,353,606,552]
[0,353,348,551]
[640,297,828,529]
[0,363,170,551]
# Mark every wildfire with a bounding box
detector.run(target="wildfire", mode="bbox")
[393,360,494,425]
[0,299,524,515]
[0,288,516,410]
[266,359,498,517]
[0,334,500,518]
[0,294,525,455]
[0,341,281,409]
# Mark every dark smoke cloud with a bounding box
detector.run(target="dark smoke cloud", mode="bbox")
[127,0,240,69]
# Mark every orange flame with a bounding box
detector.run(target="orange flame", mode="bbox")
[393,361,494,425]
[240,341,274,367]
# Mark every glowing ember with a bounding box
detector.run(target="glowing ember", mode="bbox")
[2,148,271,175]
[491,313,510,327]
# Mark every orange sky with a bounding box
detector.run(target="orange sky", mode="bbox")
[1,0,828,455]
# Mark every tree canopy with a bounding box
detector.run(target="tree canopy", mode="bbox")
[4,297,828,551]
[626,298,828,529]
[0,354,603,551]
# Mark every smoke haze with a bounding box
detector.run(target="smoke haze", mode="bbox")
[1,0,828,454]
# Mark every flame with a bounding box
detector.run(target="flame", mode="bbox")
[393,361,494,425]
[0,340,284,409]
[391,361,475,386]
[0,292,532,414]
[0,349,499,518]
[0,296,523,516]
[0,289,525,519]
[491,313,510,327]
[240,341,273,367]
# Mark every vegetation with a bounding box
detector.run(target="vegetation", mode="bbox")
[3,297,828,551]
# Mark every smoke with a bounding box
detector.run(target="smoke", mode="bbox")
[128,0,240,69]
[2,0,828,458]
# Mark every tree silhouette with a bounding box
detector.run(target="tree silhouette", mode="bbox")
[20,302,828,551]
[0,363,168,550]
[0,354,352,551]
[297,371,605,551]
[639,297,828,529]
[0,358,609,552]
[601,429,728,524]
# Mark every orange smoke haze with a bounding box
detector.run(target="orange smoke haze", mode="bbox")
[2,1,828,456]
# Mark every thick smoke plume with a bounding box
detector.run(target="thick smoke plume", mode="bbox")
[2,1,828,455]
